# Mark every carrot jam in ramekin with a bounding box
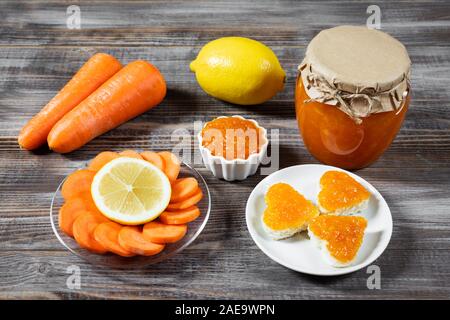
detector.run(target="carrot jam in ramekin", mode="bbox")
[201,117,264,160]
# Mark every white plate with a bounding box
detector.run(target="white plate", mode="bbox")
[245,164,392,276]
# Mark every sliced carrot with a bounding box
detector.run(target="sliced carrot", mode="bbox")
[61,169,96,201]
[18,53,122,151]
[119,150,143,159]
[167,188,203,211]
[94,222,135,257]
[158,151,181,183]
[88,151,120,171]
[47,60,167,153]
[159,206,201,225]
[143,221,187,244]
[141,151,165,171]
[118,226,165,256]
[72,211,108,254]
[170,177,199,203]
[59,197,88,237]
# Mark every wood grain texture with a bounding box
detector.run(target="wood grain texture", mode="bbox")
[0,0,449,299]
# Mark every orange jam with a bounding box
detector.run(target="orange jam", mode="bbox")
[263,183,319,230]
[201,117,263,160]
[309,215,367,263]
[295,79,410,169]
[318,171,370,213]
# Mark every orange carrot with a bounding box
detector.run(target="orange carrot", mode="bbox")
[141,151,165,171]
[167,189,203,211]
[94,222,135,257]
[75,191,106,216]
[47,60,167,153]
[118,226,165,256]
[59,197,89,237]
[88,151,120,171]
[159,206,200,225]
[18,53,122,150]
[170,177,199,203]
[158,151,180,183]
[61,169,96,201]
[119,150,143,159]
[143,221,187,244]
[72,211,108,254]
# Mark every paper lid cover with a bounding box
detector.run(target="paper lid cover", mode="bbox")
[299,25,411,122]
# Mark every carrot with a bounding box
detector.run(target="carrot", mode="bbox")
[158,151,181,183]
[119,150,143,159]
[61,169,96,201]
[72,211,108,254]
[18,53,122,150]
[167,189,203,211]
[88,151,120,171]
[118,226,165,256]
[59,192,103,237]
[47,60,167,153]
[143,221,187,244]
[59,197,89,237]
[141,151,165,171]
[170,177,199,203]
[159,206,201,225]
[94,221,135,257]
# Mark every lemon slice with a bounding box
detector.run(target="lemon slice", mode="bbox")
[91,157,171,225]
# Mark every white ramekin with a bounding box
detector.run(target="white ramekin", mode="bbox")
[197,115,268,181]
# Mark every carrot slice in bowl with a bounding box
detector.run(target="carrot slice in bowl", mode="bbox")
[143,221,187,244]
[88,151,120,171]
[159,206,201,225]
[158,151,181,183]
[141,151,165,172]
[167,189,203,211]
[59,197,89,237]
[118,226,165,256]
[61,169,96,201]
[170,177,199,203]
[72,211,108,254]
[94,221,135,257]
[119,150,143,159]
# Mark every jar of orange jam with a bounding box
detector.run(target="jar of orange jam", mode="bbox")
[295,26,411,169]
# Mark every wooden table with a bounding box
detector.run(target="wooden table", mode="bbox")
[1,0,449,299]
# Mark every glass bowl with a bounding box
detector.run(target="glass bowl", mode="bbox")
[50,161,211,268]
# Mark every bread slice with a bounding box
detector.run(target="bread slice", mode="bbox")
[262,183,319,240]
[308,215,367,267]
[318,171,370,215]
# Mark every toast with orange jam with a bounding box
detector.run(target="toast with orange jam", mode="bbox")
[318,171,370,215]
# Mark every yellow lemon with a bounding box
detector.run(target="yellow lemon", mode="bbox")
[91,157,171,225]
[190,37,285,105]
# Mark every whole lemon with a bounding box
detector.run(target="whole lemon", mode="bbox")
[190,37,285,105]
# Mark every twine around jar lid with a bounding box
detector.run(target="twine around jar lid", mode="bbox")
[298,25,411,123]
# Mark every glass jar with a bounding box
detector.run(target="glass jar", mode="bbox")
[296,26,411,170]
[296,79,410,169]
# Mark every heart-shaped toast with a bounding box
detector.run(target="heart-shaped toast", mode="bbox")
[308,215,367,267]
[262,183,319,240]
[318,171,370,215]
